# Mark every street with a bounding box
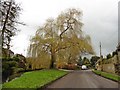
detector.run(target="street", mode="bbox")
[46,70,119,88]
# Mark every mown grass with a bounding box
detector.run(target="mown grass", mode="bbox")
[93,70,120,82]
[2,69,67,89]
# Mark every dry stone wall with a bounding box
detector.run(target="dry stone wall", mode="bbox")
[96,54,120,74]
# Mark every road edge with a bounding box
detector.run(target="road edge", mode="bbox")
[38,70,72,90]
[92,69,120,83]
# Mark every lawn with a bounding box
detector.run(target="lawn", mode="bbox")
[2,69,67,89]
[93,70,120,82]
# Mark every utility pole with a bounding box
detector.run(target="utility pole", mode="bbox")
[99,42,103,71]
[100,42,102,57]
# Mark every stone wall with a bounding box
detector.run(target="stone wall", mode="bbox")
[118,52,120,62]
[102,64,116,74]
[96,54,120,74]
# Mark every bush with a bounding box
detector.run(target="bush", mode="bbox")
[2,57,20,62]
[8,73,22,81]
[12,56,19,62]
[2,57,25,82]
[8,61,18,67]
[13,68,25,73]
[2,57,13,61]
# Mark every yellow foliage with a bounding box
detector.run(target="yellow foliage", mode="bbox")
[27,8,95,69]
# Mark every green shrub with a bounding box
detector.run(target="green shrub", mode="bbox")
[2,57,24,82]
[12,56,19,62]
[2,57,20,62]
[13,68,25,73]
[8,61,18,67]
[2,57,13,61]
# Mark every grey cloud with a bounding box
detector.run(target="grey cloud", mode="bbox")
[11,0,118,57]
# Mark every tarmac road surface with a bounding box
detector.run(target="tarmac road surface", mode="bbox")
[46,70,119,88]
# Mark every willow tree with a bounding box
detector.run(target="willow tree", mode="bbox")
[28,8,94,69]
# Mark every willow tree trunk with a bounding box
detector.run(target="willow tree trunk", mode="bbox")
[50,52,56,69]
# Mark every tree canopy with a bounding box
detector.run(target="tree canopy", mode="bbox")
[27,8,94,69]
[0,0,23,57]
[90,56,100,68]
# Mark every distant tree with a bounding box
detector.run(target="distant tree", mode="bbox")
[112,50,118,57]
[82,57,90,65]
[77,56,82,66]
[90,56,100,68]
[106,54,112,59]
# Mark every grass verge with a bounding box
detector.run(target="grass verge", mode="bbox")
[92,70,120,82]
[2,69,68,89]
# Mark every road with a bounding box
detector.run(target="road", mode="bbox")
[46,70,119,88]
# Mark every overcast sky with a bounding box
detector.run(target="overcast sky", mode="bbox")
[11,0,119,57]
